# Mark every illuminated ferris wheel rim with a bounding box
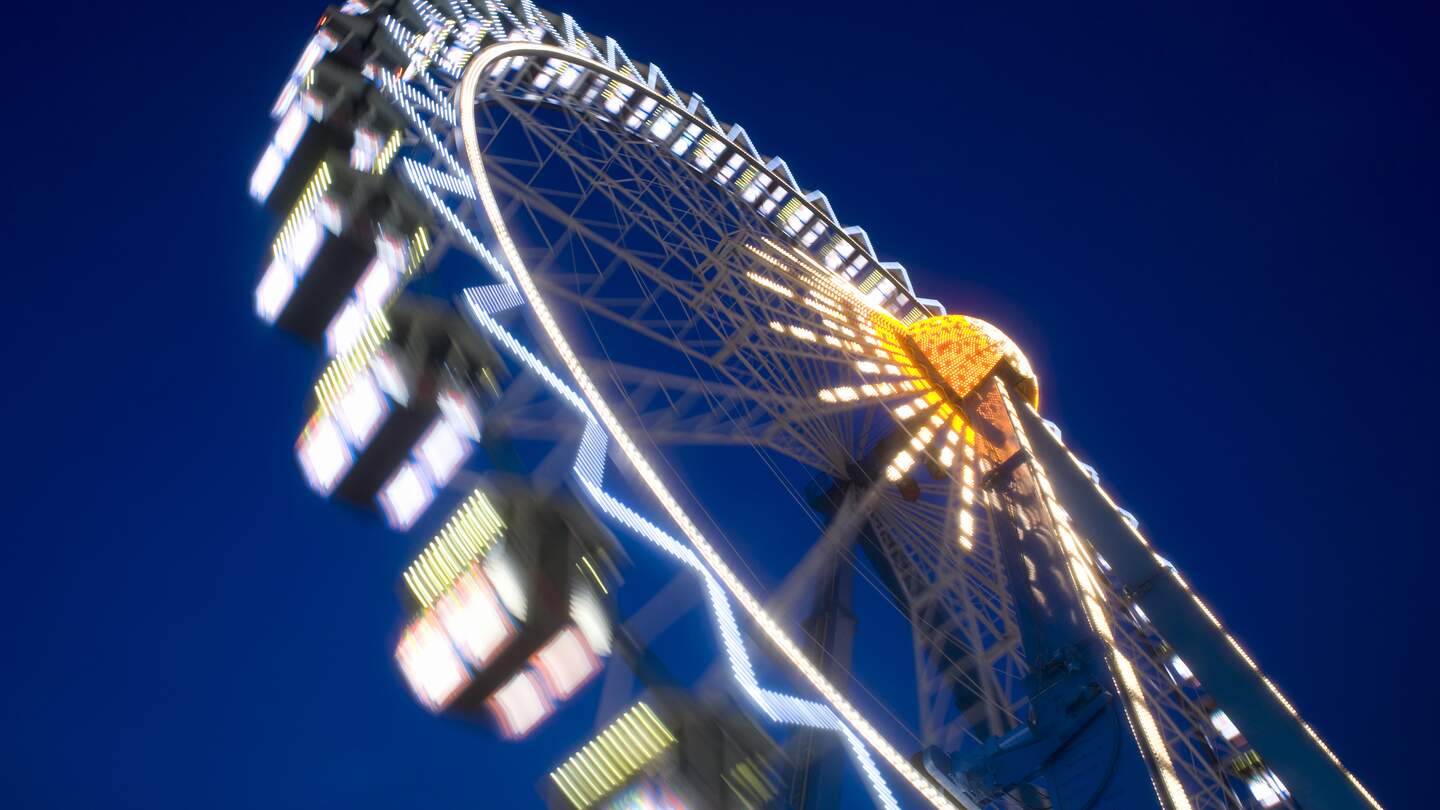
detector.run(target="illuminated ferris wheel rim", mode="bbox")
[458,39,969,810]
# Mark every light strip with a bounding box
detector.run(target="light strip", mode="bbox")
[550,701,676,808]
[271,161,334,258]
[313,312,391,414]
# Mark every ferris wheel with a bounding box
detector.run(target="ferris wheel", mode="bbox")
[247,2,1384,809]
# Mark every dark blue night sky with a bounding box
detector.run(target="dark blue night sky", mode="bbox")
[6,0,1434,806]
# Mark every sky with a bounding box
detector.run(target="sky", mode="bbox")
[5,0,1435,807]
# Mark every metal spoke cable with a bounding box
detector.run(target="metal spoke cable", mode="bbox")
[533,155,1024,733]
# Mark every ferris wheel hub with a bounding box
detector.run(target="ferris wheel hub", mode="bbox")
[906,315,1039,406]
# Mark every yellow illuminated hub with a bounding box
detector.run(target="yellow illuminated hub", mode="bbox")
[906,315,1038,407]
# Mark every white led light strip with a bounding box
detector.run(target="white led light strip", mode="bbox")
[459,44,967,810]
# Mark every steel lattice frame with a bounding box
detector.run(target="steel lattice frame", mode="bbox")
[256,2,1385,809]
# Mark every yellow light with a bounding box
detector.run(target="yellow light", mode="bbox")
[550,702,677,808]
[272,160,334,258]
[744,270,794,298]
[313,311,391,415]
[374,129,404,175]
[903,314,1038,406]
[403,490,507,608]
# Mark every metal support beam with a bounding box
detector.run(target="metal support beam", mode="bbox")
[1016,402,1374,810]
[785,540,859,810]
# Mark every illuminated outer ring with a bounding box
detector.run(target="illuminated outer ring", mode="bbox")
[459,42,963,810]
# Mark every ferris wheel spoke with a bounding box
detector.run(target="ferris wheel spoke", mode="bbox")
[863,500,1030,746]
[487,163,846,381]
[593,361,833,463]
[474,95,900,405]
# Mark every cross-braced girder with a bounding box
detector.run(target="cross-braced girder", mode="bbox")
[470,89,904,473]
